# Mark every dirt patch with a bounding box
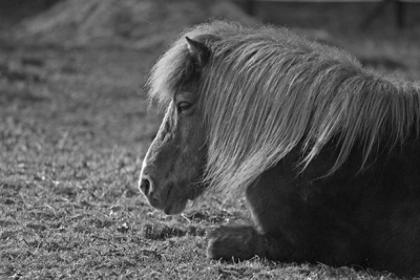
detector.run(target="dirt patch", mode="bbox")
[143,222,206,240]
[17,0,257,48]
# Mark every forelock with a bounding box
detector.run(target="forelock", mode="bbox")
[146,21,246,105]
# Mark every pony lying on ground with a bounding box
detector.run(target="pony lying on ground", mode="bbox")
[138,21,420,276]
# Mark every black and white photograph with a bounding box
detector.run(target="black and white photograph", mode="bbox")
[1,0,420,279]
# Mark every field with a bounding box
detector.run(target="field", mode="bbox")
[1,1,420,279]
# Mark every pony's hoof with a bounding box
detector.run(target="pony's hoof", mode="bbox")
[207,225,260,261]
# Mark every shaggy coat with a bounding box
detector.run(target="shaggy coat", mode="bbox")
[144,21,420,276]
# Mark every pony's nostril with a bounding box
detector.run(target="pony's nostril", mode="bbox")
[140,177,151,196]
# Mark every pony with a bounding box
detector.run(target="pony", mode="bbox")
[138,21,420,276]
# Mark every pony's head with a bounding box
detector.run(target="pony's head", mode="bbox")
[138,33,217,215]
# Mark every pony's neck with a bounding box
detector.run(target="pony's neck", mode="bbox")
[352,74,420,163]
[309,72,420,175]
[379,76,420,138]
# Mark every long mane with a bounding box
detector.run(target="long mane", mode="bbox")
[148,21,420,194]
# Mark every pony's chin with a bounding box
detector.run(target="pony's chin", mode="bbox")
[163,199,188,215]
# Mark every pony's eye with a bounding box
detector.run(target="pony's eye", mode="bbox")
[177,101,192,113]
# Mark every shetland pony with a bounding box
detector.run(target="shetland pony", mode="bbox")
[139,21,420,276]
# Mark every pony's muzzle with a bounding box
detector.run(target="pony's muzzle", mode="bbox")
[139,175,161,208]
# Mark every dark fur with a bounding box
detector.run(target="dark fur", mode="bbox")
[142,21,420,276]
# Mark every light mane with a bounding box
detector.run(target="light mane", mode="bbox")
[148,21,420,194]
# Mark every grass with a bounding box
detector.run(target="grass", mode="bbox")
[1,3,420,279]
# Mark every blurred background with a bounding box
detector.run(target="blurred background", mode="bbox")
[0,1,419,279]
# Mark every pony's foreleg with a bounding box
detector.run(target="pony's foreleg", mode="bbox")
[207,225,293,261]
[207,225,261,261]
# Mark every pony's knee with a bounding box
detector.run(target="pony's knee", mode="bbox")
[207,225,296,262]
[207,225,263,261]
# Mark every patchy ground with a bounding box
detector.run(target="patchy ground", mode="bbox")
[1,1,420,279]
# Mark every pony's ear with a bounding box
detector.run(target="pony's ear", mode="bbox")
[185,36,211,67]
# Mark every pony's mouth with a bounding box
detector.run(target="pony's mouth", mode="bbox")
[162,183,188,215]
[163,199,187,215]
[160,182,205,215]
